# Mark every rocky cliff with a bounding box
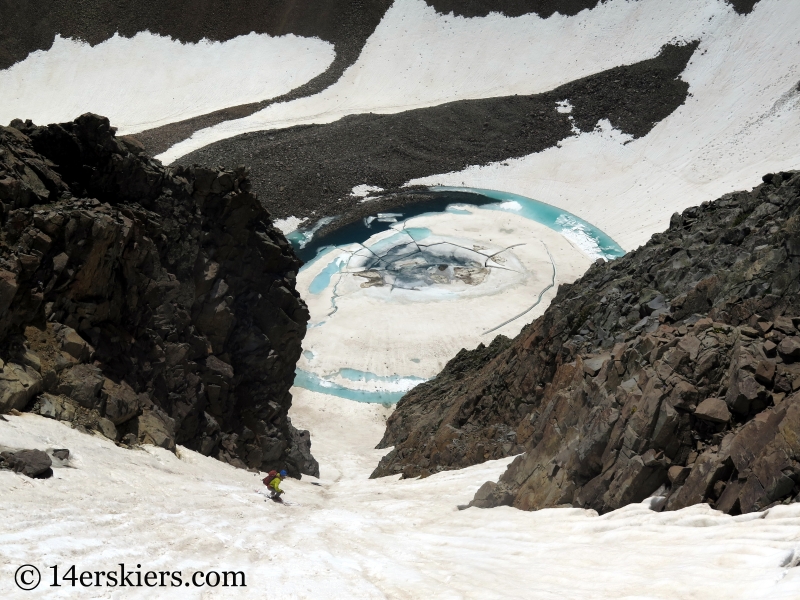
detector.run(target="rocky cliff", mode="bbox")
[373,170,800,515]
[0,114,317,477]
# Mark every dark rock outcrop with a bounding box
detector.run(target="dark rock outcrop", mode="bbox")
[0,448,52,478]
[373,170,800,515]
[0,114,317,477]
[428,1,761,19]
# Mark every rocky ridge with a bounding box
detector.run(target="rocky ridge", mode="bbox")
[0,114,317,477]
[373,170,800,515]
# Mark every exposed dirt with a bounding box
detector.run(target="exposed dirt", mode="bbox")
[176,42,697,234]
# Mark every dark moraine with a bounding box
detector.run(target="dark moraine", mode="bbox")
[427,0,760,18]
[427,0,604,19]
[177,42,697,239]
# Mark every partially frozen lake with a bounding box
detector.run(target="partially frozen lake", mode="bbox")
[292,189,620,403]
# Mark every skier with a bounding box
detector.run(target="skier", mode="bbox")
[263,469,288,501]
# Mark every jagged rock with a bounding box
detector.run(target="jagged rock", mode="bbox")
[135,408,175,451]
[694,398,731,424]
[778,336,800,361]
[755,360,776,385]
[0,449,52,478]
[51,448,70,461]
[57,326,93,362]
[100,378,140,425]
[0,362,42,412]
[95,417,117,440]
[57,364,104,410]
[471,480,515,508]
[286,420,320,478]
[668,465,690,486]
[0,114,313,476]
[372,170,800,515]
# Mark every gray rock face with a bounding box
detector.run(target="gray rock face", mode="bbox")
[373,170,800,515]
[0,114,316,477]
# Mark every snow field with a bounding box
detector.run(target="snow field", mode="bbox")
[158,0,736,162]
[1,391,799,599]
[0,32,334,134]
[412,0,800,250]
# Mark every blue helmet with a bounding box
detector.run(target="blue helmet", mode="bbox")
[279,470,288,477]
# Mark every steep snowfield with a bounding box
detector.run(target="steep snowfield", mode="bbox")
[412,0,800,250]
[159,0,722,162]
[0,32,334,134]
[2,392,800,599]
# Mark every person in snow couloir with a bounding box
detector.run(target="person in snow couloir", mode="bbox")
[264,469,287,501]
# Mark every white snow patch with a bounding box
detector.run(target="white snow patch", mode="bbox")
[1,400,800,599]
[159,0,725,162]
[498,200,523,211]
[273,216,307,235]
[0,32,334,135]
[350,184,385,200]
[556,99,574,114]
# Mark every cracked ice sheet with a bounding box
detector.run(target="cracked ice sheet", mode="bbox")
[411,0,800,252]
[297,208,590,381]
[0,32,334,135]
[2,398,800,600]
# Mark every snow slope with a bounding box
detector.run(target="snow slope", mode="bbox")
[159,0,724,162]
[412,0,800,250]
[1,393,800,599]
[0,32,334,134]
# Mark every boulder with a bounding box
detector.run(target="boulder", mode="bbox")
[57,364,104,410]
[778,336,800,361]
[726,372,766,416]
[0,449,52,478]
[135,409,176,451]
[0,363,42,413]
[583,355,610,377]
[95,417,117,440]
[667,465,690,486]
[694,398,731,424]
[470,481,515,508]
[773,316,797,335]
[755,360,776,386]
[286,421,320,478]
[100,378,140,425]
[58,327,93,362]
[52,449,70,461]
